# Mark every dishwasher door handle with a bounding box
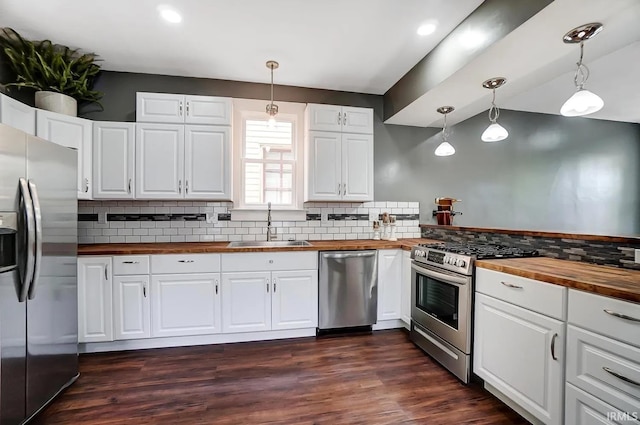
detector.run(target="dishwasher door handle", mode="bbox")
[322,252,376,259]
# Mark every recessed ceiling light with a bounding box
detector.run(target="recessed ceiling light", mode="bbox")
[157,5,182,24]
[417,22,437,36]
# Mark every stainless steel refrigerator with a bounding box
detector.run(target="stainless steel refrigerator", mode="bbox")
[0,123,78,425]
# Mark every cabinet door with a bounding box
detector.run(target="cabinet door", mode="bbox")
[306,131,342,201]
[113,275,150,340]
[77,257,113,343]
[136,92,185,123]
[221,272,271,333]
[93,122,135,199]
[184,125,231,199]
[306,104,342,132]
[474,293,565,425]
[377,249,402,321]
[151,273,221,337]
[0,93,35,135]
[272,270,318,330]
[565,383,635,425]
[341,106,373,134]
[341,133,373,201]
[36,110,92,199]
[135,123,184,199]
[401,251,412,325]
[185,95,232,125]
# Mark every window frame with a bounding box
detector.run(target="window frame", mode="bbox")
[232,98,306,211]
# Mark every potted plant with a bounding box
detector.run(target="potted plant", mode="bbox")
[0,27,103,116]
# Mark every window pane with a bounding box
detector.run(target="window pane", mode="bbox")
[245,120,292,159]
[244,162,263,204]
[281,191,292,204]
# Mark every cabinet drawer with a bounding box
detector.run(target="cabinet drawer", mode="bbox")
[565,383,637,425]
[567,325,640,414]
[476,268,567,320]
[221,252,317,272]
[568,289,640,348]
[151,254,220,274]
[113,255,150,275]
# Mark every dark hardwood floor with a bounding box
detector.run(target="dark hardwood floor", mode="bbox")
[34,330,528,424]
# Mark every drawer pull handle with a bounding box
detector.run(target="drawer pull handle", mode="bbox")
[178,260,195,263]
[603,309,640,323]
[122,261,139,264]
[602,367,640,386]
[143,286,147,298]
[550,333,558,361]
[501,281,523,289]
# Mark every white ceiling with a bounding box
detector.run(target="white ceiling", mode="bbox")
[0,0,482,95]
[384,0,640,127]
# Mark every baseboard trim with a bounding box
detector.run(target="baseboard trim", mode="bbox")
[372,319,406,331]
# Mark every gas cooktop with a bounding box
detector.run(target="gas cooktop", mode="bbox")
[411,242,539,275]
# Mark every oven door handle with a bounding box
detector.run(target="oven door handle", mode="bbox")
[411,263,469,286]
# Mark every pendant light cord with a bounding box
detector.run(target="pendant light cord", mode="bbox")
[442,112,448,141]
[573,41,590,89]
[488,89,500,123]
[270,66,274,107]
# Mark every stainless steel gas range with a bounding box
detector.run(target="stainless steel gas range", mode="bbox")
[409,242,538,383]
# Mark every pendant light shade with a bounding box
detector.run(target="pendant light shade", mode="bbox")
[560,89,604,117]
[481,77,508,142]
[434,106,455,157]
[481,123,509,142]
[435,141,456,156]
[266,60,279,124]
[560,23,604,117]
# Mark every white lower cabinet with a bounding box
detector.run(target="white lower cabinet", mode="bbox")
[377,249,402,321]
[78,257,113,343]
[400,250,412,326]
[271,270,319,330]
[474,291,565,425]
[221,271,271,333]
[566,289,640,423]
[221,269,318,333]
[113,275,150,340]
[151,273,221,337]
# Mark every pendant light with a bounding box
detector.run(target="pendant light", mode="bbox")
[435,106,456,157]
[560,23,604,117]
[266,60,279,127]
[481,77,508,142]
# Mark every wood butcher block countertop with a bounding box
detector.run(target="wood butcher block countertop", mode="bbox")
[77,238,442,256]
[476,257,640,303]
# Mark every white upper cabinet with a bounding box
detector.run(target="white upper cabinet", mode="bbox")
[93,122,135,199]
[341,106,374,134]
[306,131,342,201]
[136,92,232,125]
[306,131,373,201]
[36,109,92,199]
[306,103,373,134]
[135,123,185,199]
[342,133,374,201]
[0,93,35,135]
[136,92,184,123]
[305,103,374,202]
[184,125,231,199]
[184,95,232,125]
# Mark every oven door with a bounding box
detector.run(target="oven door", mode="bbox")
[411,261,472,353]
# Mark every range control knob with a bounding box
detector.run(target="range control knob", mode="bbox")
[458,259,467,268]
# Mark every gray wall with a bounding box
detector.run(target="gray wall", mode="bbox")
[376,109,640,236]
[4,69,638,236]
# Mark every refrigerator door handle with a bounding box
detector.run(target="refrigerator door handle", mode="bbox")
[27,180,43,300]
[18,178,36,302]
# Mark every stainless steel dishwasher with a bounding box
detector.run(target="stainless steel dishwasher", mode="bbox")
[318,250,378,330]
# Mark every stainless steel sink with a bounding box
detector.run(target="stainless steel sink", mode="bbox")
[227,240,312,248]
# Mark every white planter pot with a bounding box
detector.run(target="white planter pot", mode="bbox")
[35,91,77,117]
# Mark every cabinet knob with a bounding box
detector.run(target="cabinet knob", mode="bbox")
[269,260,273,264]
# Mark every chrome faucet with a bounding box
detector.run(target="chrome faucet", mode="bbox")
[266,202,277,241]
